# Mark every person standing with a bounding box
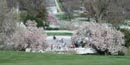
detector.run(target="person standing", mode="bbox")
[53,35,56,40]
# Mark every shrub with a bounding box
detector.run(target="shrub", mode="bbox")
[46,27,59,30]
[120,29,130,48]
[20,12,49,28]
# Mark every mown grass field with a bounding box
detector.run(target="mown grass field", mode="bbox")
[47,32,73,36]
[0,51,130,65]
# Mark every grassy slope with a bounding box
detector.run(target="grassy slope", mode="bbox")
[0,51,130,65]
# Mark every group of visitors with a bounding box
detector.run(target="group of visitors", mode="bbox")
[47,35,68,51]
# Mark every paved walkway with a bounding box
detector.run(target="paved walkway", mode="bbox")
[46,30,74,50]
[47,36,72,45]
[46,36,72,52]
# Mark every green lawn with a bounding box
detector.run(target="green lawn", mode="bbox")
[0,51,130,65]
[47,32,73,36]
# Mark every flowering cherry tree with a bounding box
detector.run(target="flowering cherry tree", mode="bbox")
[0,0,47,51]
[6,20,47,51]
[72,22,126,55]
[24,20,47,52]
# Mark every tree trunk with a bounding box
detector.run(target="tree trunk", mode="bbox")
[95,14,103,23]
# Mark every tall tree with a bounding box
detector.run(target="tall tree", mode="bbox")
[0,0,18,49]
[59,0,81,21]
[0,0,8,45]
[84,0,130,27]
